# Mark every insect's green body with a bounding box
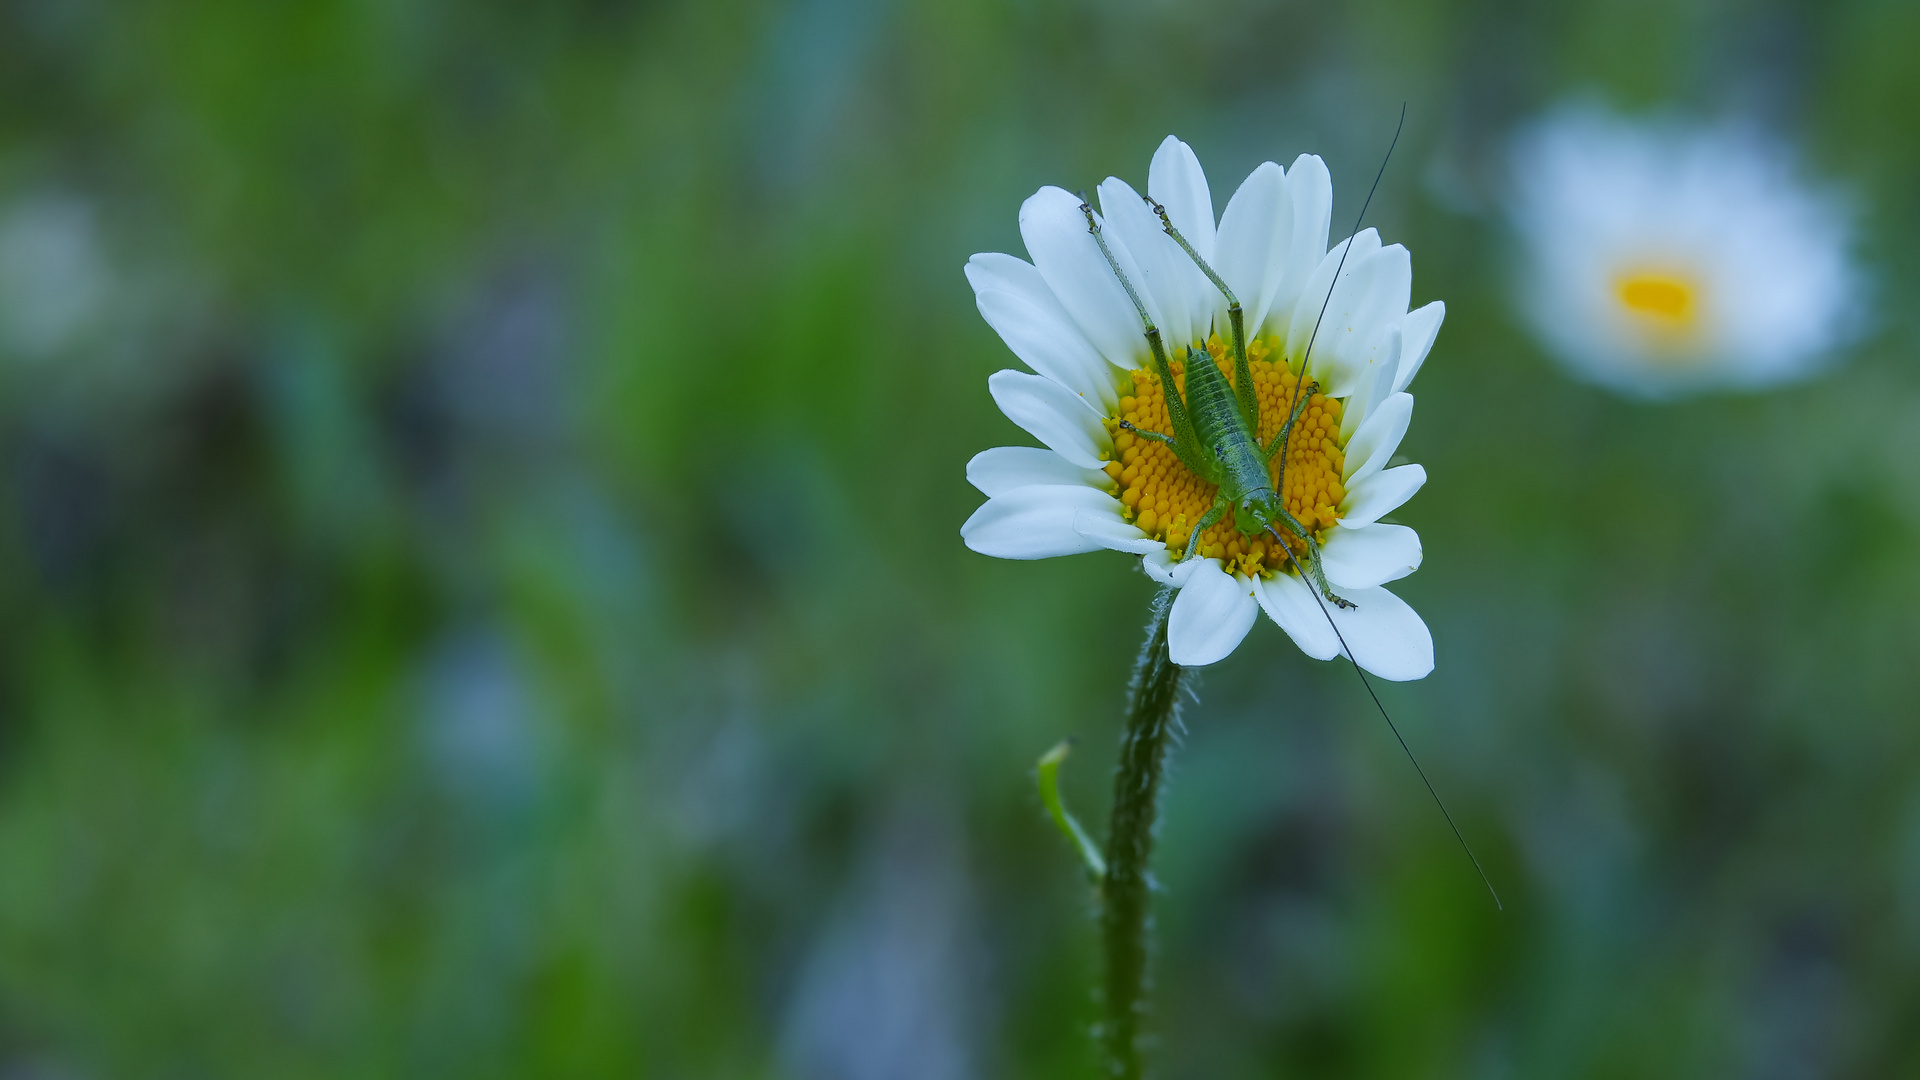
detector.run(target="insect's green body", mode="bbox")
[1086,199,1351,607]
[1176,346,1294,534]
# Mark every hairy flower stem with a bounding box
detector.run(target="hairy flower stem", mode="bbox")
[1100,586,1187,1079]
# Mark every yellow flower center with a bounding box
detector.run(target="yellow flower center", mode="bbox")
[1101,335,1346,580]
[1614,271,1699,328]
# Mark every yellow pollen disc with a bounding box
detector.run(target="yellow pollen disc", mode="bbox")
[1615,271,1698,327]
[1103,334,1347,581]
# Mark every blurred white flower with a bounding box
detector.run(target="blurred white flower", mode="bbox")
[961,136,1438,678]
[1508,104,1860,397]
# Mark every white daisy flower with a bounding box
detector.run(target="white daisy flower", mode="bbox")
[1508,103,1860,397]
[960,136,1439,678]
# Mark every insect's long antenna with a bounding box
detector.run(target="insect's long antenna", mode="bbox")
[1286,102,1408,421]
[1264,105,1500,911]
[1266,528,1502,911]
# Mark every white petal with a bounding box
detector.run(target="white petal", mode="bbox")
[987,369,1110,470]
[1252,571,1341,661]
[1321,523,1422,588]
[1152,138,1228,340]
[1323,584,1433,681]
[1142,547,1203,587]
[1341,324,1400,442]
[1268,154,1333,337]
[1340,464,1426,528]
[1098,176,1202,348]
[1216,161,1292,339]
[961,485,1122,560]
[966,446,1108,497]
[1392,301,1445,394]
[963,251,1045,297]
[1019,186,1148,370]
[1148,136,1216,262]
[973,287,1116,412]
[1342,391,1413,487]
[1346,246,1413,399]
[1256,576,1432,680]
[1167,560,1260,666]
[1073,509,1162,554]
[1285,228,1383,374]
[1307,243,1411,399]
[966,253,1117,410]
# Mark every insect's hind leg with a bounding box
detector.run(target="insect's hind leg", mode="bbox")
[1264,513,1356,610]
[1081,198,1212,479]
[1145,198,1243,360]
[1146,197,1256,429]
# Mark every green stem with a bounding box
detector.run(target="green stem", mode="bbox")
[1100,586,1187,1079]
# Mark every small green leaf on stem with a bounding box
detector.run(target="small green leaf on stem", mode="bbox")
[1037,739,1106,880]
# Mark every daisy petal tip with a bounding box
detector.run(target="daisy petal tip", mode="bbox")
[1166,561,1260,667]
[1337,586,1434,682]
[1140,548,1200,587]
[1072,510,1161,554]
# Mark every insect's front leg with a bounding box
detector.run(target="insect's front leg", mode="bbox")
[1116,420,1176,447]
[1178,500,1228,563]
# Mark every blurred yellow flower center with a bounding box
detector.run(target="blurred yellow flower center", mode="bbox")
[1615,271,1698,326]
[1102,335,1345,580]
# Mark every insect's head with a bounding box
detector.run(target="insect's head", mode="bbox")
[1234,495,1274,538]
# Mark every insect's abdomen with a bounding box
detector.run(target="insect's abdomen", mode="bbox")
[1183,351,1242,440]
[1183,354,1272,502]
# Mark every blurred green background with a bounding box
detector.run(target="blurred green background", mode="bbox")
[1,0,1918,1076]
